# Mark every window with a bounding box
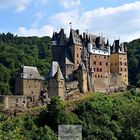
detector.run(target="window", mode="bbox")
[115,63,117,65]
[104,56,106,59]
[99,62,102,65]
[94,68,96,71]
[124,68,127,72]
[120,61,122,65]
[98,75,100,78]
[100,68,102,72]
[97,68,99,72]
[106,62,108,66]
[94,61,96,65]
[101,75,102,78]
[124,62,127,66]
[77,54,79,57]
[120,68,123,71]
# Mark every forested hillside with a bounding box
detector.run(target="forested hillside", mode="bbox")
[0,33,52,95]
[128,38,140,86]
[0,91,140,140]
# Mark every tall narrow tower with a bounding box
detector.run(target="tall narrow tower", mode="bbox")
[110,40,128,85]
[48,62,65,100]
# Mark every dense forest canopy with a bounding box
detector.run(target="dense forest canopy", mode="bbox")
[0,33,52,95]
[0,32,140,94]
[0,91,140,140]
[128,38,140,86]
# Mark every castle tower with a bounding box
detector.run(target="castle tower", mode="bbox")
[48,61,65,100]
[15,65,42,100]
[77,62,88,93]
[51,28,66,62]
[67,29,83,69]
[110,40,128,85]
[87,34,110,92]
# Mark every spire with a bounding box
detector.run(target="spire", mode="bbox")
[54,65,61,81]
[106,39,109,46]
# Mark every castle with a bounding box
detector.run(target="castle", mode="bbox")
[48,28,128,98]
[0,28,128,109]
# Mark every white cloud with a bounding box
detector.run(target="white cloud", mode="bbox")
[16,1,140,42]
[59,0,80,9]
[0,0,49,12]
[50,1,140,42]
[17,25,54,37]
[0,0,30,12]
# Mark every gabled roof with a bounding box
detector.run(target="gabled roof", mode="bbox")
[21,66,42,80]
[68,29,82,46]
[111,40,120,53]
[52,29,67,46]
[88,34,108,50]
[111,40,127,54]
[49,61,64,80]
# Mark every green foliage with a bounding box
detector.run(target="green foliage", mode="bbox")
[0,92,140,139]
[136,80,140,87]
[128,39,140,85]
[0,115,57,140]
[74,92,140,140]
[0,33,52,94]
[38,97,81,131]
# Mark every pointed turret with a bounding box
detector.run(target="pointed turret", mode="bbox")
[106,39,109,46]
[55,65,61,81]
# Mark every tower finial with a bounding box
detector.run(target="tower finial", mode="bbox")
[69,22,72,29]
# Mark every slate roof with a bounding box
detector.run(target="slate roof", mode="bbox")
[68,29,82,46]
[111,40,120,53]
[52,28,67,46]
[60,49,74,65]
[21,66,42,80]
[49,61,64,80]
[88,34,108,50]
[111,40,127,54]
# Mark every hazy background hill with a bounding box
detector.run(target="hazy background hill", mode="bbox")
[0,33,139,95]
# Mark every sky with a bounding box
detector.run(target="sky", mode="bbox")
[0,0,140,43]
